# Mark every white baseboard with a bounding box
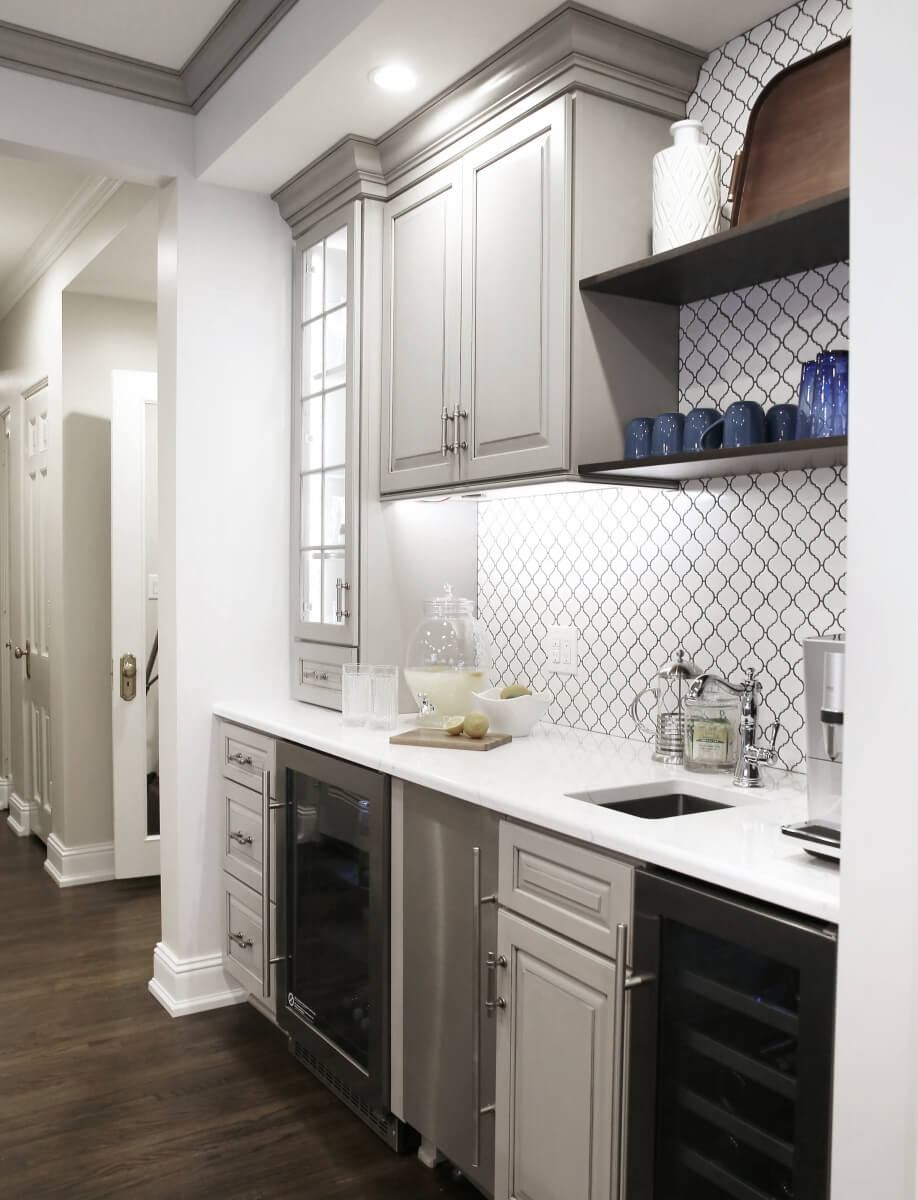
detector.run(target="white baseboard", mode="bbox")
[148,941,247,1018]
[43,834,115,887]
[7,791,34,837]
[0,776,9,811]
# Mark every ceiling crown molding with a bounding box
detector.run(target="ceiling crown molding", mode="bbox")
[273,1,706,233]
[0,0,297,113]
[0,176,122,321]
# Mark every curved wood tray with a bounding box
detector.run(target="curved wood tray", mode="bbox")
[731,38,850,227]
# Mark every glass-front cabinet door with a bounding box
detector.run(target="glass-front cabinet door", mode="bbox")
[293,204,359,647]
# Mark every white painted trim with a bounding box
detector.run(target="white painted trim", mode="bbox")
[0,177,122,322]
[7,790,34,836]
[0,776,9,811]
[43,833,115,887]
[148,941,247,1018]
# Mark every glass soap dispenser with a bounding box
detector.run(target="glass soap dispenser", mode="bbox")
[404,584,491,726]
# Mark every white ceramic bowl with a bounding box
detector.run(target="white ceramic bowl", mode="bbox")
[471,686,550,737]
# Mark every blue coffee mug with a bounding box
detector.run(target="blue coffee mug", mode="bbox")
[684,407,722,453]
[651,412,684,457]
[625,417,654,460]
[766,403,798,443]
[701,400,766,450]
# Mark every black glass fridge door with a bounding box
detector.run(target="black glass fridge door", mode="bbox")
[289,771,371,1070]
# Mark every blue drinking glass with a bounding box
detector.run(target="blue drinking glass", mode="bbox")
[796,360,817,439]
[811,353,837,439]
[624,417,654,460]
[831,350,849,436]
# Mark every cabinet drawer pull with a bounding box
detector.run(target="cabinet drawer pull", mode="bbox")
[451,404,468,454]
[440,405,454,456]
[303,669,330,682]
[485,950,507,1012]
[228,830,254,846]
[229,751,254,767]
[228,930,254,950]
[335,579,351,622]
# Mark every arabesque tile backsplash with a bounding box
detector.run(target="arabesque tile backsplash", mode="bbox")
[477,0,849,775]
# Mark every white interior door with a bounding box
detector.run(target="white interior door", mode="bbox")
[111,369,159,878]
[21,380,52,842]
[0,409,11,807]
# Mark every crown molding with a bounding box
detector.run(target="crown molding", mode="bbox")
[272,1,705,233]
[0,177,122,321]
[0,0,297,113]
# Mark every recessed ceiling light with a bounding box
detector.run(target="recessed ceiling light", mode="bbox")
[369,63,417,92]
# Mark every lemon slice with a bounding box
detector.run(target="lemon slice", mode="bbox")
[443,716,465,736]
[463,712,489,739]
[500,684,532,699]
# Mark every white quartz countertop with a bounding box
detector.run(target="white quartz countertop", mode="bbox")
[214,699,840,924]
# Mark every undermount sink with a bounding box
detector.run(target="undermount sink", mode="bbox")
[567,791,732,819]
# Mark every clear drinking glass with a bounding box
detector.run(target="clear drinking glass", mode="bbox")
[369,666,398,730]
[342,663,371,726]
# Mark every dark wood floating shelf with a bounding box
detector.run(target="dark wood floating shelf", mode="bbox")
[579,436,847,489]
[579,190,849,305]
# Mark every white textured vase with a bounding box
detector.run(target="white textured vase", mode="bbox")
[652,119,721,255]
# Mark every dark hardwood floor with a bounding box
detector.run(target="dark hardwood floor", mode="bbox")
[0,821,482,1199]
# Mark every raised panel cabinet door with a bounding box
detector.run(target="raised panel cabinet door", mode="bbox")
[495,910,617,1200]
[461,97,571,483]
[380,165,462,494]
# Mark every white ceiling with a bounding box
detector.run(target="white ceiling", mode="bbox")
[68,198,158,304]
[200,0,787,193]
[0,0,235,68]
[0,153,91,288]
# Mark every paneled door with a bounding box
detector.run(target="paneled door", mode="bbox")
[111,370,160,878]
[461,97,571,482]
[495,909,617,1200]
[380,164,462,494]
[21,378,52,842]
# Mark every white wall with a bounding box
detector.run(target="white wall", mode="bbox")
[60,293,156,850]
[831,0,918,1193]
[152,177,291,1012]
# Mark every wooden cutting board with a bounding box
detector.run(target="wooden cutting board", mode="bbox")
[389,728,511,752]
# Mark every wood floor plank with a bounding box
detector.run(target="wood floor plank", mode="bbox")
[0,823,482,1199]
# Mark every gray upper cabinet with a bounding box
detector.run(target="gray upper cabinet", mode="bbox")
[380,165,462,494]
[462,98,569,482]
[495,908,617,1200]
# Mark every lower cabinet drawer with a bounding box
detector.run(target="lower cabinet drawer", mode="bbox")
[221,721,276,796]
[223,872,265,995]
[224,779,263,893]
[498,822,634,961]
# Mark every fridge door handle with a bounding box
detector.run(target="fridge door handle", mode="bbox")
[472,846,482,1168]
[612,922,656,1199]
[262,774,289,997]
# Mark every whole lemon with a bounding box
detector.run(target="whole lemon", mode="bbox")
[463,712,490,739]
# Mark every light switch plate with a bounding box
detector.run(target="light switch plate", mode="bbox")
[543,626,578,676]
[148,574,159,599]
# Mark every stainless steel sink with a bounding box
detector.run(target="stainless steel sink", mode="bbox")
[566,791,732,819]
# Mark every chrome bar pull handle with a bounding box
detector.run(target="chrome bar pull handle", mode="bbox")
[262,770,273,999]
[228,930,253,950]
[228,751,254,767]
[472,846,482,1168]
[335,578,350,622]
[440,406,454,456]
[228,830,254,846]
[612,922,655,1199]
[451,404,468,454]
[485,950,507,1011]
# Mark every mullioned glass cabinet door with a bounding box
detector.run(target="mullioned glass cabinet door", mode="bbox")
[292,204,360,647]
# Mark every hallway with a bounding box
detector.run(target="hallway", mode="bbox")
[0,824,478,1199]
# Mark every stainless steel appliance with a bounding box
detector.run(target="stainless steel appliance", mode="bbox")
[400,784,499,1195]
[275,739,412,1150]
[623,869,837,1198]
[782,634,844,859]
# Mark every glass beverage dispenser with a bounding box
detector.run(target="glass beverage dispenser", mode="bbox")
[404,584,491,726]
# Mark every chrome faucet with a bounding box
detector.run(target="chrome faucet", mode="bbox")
[689,667,781,789]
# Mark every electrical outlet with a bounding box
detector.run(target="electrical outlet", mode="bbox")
[543,626,578,677]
